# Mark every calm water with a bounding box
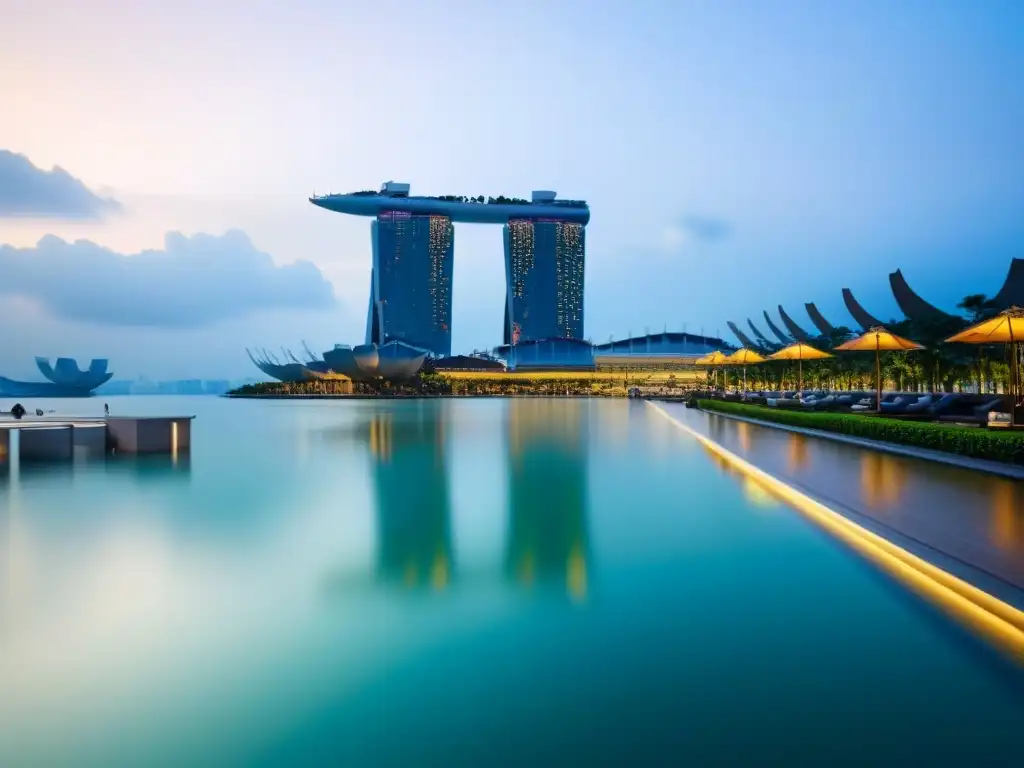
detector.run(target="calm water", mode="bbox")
[1,396,1022,766]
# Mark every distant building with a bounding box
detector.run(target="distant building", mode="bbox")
[432,354,505,372]
[494,338,596,371]
[503,212,586,344]
[493,332,733,372]
[593,331,730,359]
[95,378,235,395]
[96,380,133,395]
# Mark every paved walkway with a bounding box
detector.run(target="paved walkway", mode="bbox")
[655,402,1024,608]
[690,406,1024,480]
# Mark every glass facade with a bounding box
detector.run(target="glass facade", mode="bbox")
[504,219,585,344]
[368,212,454,356]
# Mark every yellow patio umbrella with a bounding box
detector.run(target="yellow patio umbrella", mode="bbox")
[694,350,729,365]
[835,326,923,413]
[724,348,767,393]
[945,306,1024,425]
[694,350,729,388]
[768,342,833,394]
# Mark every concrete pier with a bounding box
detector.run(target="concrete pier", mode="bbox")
[0,415,195,462]
[106,417,192,454]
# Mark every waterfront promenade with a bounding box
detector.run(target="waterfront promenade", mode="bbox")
[656,402,1024,607]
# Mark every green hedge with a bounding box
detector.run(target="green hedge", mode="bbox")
[697,400,1024,466]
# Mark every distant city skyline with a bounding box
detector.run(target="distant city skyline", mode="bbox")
[2,0,1022,378]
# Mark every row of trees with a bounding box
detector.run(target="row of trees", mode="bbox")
[434,194,531,205]
[718,294,1021,394]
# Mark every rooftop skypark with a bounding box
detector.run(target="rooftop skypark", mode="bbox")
[339,191,588,208]
[310,182,591,225]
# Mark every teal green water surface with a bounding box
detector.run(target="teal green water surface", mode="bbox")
[1,397,1022,766]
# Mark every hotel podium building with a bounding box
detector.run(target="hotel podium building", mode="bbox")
[311,183,590,355]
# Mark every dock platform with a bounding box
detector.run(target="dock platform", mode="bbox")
[0,416,194,462]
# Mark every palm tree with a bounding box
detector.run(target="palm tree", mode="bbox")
[956,294,999,393]
[957,294,999,323]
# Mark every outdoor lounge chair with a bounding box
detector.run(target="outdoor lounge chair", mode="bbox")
[851,394,876,412]
[880,395,918,415]
[928,393,962,416]
[809,395,837,410]
[902,395,935,414]
[937,397,1006,425]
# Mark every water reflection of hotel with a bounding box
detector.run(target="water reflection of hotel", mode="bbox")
[368,407,453,590]
[362,401,593,598]
[505,400,591,601]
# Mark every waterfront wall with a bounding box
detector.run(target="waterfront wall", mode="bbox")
[106,417,191,454]
[20,427,73,462]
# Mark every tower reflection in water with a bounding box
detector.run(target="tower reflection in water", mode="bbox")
[505,400,591,601]
[367,405,453,591]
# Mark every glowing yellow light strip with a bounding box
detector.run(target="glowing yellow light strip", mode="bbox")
[648,403,1024,663]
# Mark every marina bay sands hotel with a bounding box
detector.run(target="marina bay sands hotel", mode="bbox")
[310,182,589,357]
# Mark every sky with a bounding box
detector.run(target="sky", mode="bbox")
[1,0,1022,379]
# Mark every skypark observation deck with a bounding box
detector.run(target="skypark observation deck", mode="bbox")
[309,186,591,225]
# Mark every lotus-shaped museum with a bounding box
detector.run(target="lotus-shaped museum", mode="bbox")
[247,341,428,383]
[0,357,114,397]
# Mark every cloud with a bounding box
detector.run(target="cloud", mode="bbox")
[660,215,732,251]
[677,215,731,242]
[0,150,121,219]
[0,230,337,327]
[638,213,733,260]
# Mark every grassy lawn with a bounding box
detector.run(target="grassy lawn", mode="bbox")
[698,399,1024,466]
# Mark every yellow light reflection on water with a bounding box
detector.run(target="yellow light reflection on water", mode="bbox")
[649,403,1024,664]
[859,452,905,510]
[742,476,778,509]
[991,483,1024,552]
[369,415,392,463]
[567,543,588,602]
[431,550,449,591]
[736,421,751,453]
[787,433,809,473]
